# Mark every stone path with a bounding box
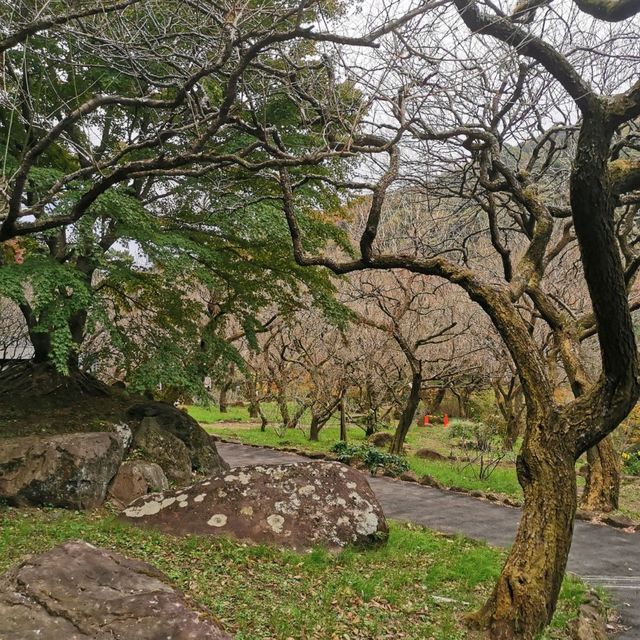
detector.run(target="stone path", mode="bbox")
[218,442,640,639]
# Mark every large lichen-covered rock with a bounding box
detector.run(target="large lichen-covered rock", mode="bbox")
[108,460,169,509]
[0,540,232,640]
[127,402,228,478]
[121,462,388,551]
[131,417,193,484]
[0,432,123,509]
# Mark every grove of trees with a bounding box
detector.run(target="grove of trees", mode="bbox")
[1,1,639,639]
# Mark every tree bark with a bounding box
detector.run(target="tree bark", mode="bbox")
[277,387,291,427]
[309,415,321,441]
[430,386,446,413]
[581,436,620,512]
[247,376,260,418]
[219,386,229,413]
[19,303,51,363]
[257,404,268,432]
[466,413,577,639]
[218,364,235,413]
[390,371,421,455]
[339,394,347,442]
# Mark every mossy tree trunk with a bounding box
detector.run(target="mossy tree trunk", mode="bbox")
[581,437,620,512]
[466,409,577,638]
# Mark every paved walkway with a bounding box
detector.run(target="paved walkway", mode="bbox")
[218,442,640,639]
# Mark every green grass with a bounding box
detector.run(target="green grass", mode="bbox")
[186,404,253,423]
[0,507,586,639]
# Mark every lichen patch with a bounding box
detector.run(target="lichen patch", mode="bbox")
[124,500,162,518]
[207,514,228,527]
[266,514,285,533]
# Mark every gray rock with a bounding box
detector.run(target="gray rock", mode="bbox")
[601,513,635,529]
[368,432,394,447]
[108,460,169,508]
[571,603,608,640]
[0,432,123,509]
[0,540,232,639]
[122,462,388,551]
[127,402,228,476]
[415,448,448,461]
[132,417,193,484]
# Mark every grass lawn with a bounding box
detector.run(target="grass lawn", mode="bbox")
[0,507,588,639]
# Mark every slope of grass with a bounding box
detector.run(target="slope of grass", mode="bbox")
[0,507,586,639]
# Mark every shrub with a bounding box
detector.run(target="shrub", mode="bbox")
[331,442,362,463]
[448,420,498,452]
[330,442,409,476]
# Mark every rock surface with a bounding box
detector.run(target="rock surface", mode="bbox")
[368,432,394,447]
[122,461,388,550]
[0,432,123,509]
[131,417,192,484]
[601,513,635,529]
[0,540,232,640]
[108,460,169,508]
[415,448,448,461]
[127,402,228,481]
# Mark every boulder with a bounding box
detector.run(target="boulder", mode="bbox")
[399,470,419,483]
[122,462,388,551]
[571,603,608,640]
[415,448,447,461]
[368,431,394,447]
[108,460,169,508]
[0,540,231,639]
[132,418,192,484]
[128,402,228,477]
[601,513,635,529]
[0,433,123,509]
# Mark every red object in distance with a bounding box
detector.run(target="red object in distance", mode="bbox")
[443,414,449,428]
[423,415,429,426]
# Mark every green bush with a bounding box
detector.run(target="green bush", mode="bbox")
[331,441,362,463]
[330,442,409,476]
[448,420,498,452]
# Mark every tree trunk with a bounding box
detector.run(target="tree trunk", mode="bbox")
[66,308,88,371]
[339,395,347,442]
[466,413,577,640]
[365,413,376,438]
[19,303,51,363]
[277,388,291,427]
[30,331,52,363]
[390,371,421,455]
[219,386,229,413]
[247,378,259,419]
[504,416,521,450]
[581,436,620,512]
[257,404,268,432]
[430,386,446,413]
[309,415,321,441]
